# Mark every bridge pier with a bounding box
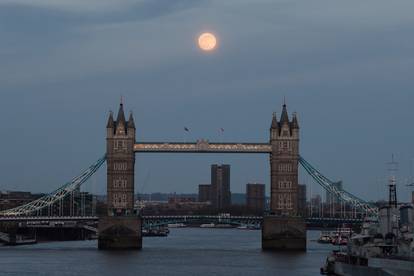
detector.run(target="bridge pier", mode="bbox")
[98,216,142,250]
[262,216,306,251]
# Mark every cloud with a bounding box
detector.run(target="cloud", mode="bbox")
[0,0,140,13]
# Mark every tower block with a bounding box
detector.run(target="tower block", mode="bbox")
[98,102,142,250]
[262,104,306,250]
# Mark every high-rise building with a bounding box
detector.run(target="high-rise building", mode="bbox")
[326,181,343,204]
[211,164,231,209]
[246,183,265,214]
[297,184,306,216]
[198,184,211,202]
[269,104,299,215]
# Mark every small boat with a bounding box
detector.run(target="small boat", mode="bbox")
[142,228,169,237]
[200,223,215,228]
[214,224,233,228]
[167,223,186,228]
[330,228,351,246]
[318,231,333,244]
[331,235,348,246]
[237,224,261,230]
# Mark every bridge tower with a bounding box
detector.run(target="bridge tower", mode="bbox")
[98,101,142,250]
[106,102,135,216]
[269,104,299,215]
[262,103,306,251]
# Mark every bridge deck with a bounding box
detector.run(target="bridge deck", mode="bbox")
[134,141,272,153]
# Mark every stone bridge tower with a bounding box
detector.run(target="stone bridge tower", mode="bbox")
[106,102,136,216]
[263,103,305,251]
[99,101,141,250]
[269,104,299,215]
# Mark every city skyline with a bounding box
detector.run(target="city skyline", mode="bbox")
[0,0,414,203]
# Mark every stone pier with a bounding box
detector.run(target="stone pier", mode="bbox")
[98,216,142,250]
[262,216,306,250]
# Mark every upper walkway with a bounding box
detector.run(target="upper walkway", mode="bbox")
[134,140,272,153]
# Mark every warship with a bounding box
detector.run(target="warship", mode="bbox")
[321,163,414,275]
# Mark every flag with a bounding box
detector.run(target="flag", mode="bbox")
[184,127,190,132]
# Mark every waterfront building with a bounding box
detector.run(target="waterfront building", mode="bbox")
[246,183,265,214]
[211,164,231,209]
[0,191,43,211]
[297,184,306,216]
[198,184,211,202]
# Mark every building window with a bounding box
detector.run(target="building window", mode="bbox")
[278,141,291,152]
[113,177,127,188]
[278,180,292,189]
[113,162,127,171]
[277,193,293,210]
[113,193,127,207]
[114,140,127,152]
[278,163,292,172]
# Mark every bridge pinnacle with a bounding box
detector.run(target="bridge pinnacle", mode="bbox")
[106,111,114,128]
[291,112,299,129]
[280,103,289,124]
[271,112,278,129]
[116,102,126,126]
[128,112,135,129]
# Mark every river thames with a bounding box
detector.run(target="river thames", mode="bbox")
[0,229,331,275]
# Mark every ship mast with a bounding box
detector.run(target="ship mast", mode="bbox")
[387,154,398,208]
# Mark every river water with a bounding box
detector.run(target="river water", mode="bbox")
[0,229,333,275]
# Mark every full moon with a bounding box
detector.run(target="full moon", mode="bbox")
[198,32,217,51]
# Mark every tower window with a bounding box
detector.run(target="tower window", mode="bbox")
[113,162,127,170]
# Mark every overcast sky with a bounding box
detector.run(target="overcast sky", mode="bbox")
[1,0,414,202]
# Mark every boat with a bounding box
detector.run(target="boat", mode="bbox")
[214,224,233,228]
[200,223,215,228]
[318,231,333,244]
[237,224,261,230]
[0,232,37,246]
[321,170,414,275]
[142,227,169,237]
[167,223,186,228]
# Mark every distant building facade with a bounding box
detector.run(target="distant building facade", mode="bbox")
[0,190,95,216]
[297,184,306,216]
[211,164,231,209]
[198,184,211,202]
[326,181,343,204]
[246,183,265,214]
[0,191,42,211]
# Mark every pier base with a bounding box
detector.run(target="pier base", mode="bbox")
[262,216,306,251]
[98,216,142,250]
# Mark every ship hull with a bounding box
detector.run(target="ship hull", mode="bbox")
[334,258,414,276]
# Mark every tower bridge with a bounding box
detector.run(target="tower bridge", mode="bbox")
[0,101,377,250]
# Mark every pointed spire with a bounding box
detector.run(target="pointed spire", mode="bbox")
[127,112,135,129]
[280,103,289,124]
[271,112,278,129]
[106,111,114,128]
[291,112,299,129]
[116,102,126,125]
